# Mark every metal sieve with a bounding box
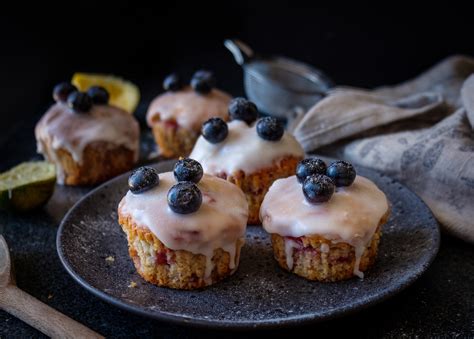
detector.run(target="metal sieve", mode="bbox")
[224,39,334,119]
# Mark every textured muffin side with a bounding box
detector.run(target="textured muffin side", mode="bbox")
[270,210,390,282]
[151,121,199,158]
[217,155,302,224]
[50,141,136,186]
[118,212,244,290]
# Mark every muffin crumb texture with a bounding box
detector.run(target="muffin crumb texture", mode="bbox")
[53,143,136,185]
[270,212,388,282]
[119,213,243,290]
[219,156,301,224]
[150,121,199,158]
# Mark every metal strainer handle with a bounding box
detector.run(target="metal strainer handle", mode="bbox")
[224,39,255,65]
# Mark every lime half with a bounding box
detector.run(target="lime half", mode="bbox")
[0,162,56,211]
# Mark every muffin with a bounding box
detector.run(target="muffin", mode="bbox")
[118,160,248,290]
[260,159,390,281]
[146,71,231,158]
[35,82,139,185]
[190,98,304,224]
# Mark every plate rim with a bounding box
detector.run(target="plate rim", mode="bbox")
[56,160,440,330]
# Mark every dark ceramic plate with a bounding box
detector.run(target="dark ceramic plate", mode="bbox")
[57,160,439,329]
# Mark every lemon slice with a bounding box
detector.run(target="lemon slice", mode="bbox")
[0,162,56,211]
[72,73,140,113]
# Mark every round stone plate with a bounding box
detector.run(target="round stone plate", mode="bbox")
[57,160,439,329]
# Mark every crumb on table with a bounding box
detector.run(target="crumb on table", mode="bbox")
[128,281,137,288]
[105,256,115,262]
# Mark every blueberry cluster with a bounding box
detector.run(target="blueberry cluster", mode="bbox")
[201,99,284,145]
[296,158,356,204]
[162,70,216,95]
[168,158,203,214]
[53,82,109,113]
[128,160,204,214]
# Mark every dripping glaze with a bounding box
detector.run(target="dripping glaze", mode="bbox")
[260,175,389,278]
[119,172,248,281]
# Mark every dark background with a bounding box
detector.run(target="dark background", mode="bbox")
[1,3,473,148]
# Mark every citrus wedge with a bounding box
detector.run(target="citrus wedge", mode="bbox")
[0,162,56,211]
[72,73,140,113]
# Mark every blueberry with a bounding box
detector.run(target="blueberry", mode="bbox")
[326,160,356,187]
[296,158,327,183]
[128,166,160,194]
[174,158,203,183]
[167,181,202,214]
[302,174,335,204]
[53,82,77,102]
[256,117,284,141]
[163,73,183,91]
[87,86,109,105]
[228,97,258,125]
[202,117,228,143]
[67,91,92,113]
[191,70,215,94]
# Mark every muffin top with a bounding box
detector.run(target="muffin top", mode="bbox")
[146,86,231,131]
[35,102,139,164]
[190,120,304,174]
[260,175,388,240]
[119,172,248,266]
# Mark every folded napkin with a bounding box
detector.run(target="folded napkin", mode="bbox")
[293,55,474,243]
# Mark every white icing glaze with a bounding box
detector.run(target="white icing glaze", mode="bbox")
[204,255,214,285]
[320,243,330,253]
[35,103,139,183]
[285,238,300,270]
[190,120,304,175]
[260,175,389,278]
[119,172,248,280]
[146,86,231,131]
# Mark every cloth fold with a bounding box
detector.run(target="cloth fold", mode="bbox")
[293,55,474,243]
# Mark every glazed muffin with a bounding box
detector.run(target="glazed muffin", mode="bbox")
[260,159,390,281]
[146,71,231,158]
[190,98,304,224]
[35,83,139,185]
[118,160,248,290]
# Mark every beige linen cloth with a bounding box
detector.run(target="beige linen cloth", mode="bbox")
[292,55,474,243]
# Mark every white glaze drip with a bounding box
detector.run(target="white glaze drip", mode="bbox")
[204,255,215,283]
[222,242,238,270]
[232,241,243,273]
[119,172,248,280]
[320,243,330,253]
[353,245,365,278]
[284,238,301,270]
[190,120,304,175]
[35,103,139,183]
[146,86,231,131]
[260,175,388,277]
